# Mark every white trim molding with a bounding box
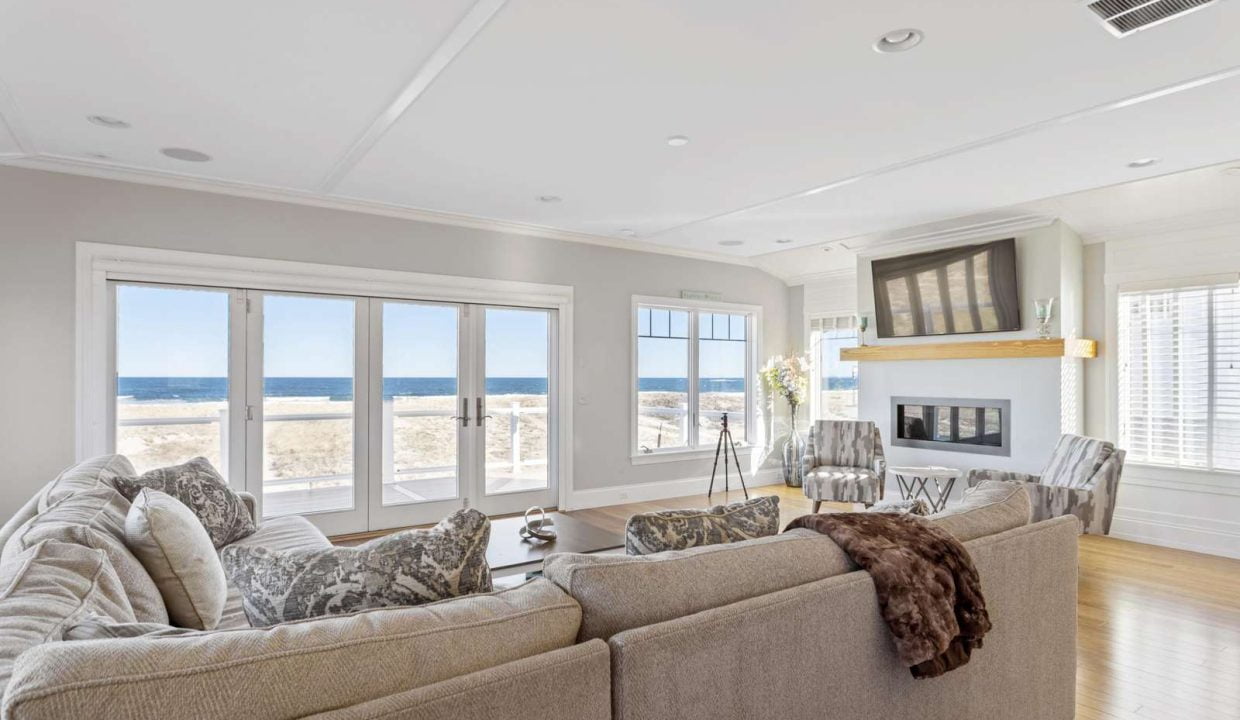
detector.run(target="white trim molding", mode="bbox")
[75,241,576,512]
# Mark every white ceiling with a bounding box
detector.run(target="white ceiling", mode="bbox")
[1,0,1239,262]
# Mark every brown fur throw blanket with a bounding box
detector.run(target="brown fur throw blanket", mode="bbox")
[785,512,991,678]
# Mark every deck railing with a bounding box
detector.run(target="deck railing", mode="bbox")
[117,400,731,492]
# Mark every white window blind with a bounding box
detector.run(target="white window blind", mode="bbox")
[1118,281,1240,472]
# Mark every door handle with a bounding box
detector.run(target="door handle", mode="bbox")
[450,397,470,428]
[476,397,493,427]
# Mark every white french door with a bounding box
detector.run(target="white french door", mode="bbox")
[111,281,558,537]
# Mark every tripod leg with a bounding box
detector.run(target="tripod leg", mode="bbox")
[727,429,749,500]
[707,429,724,500]
[723,433,730,494]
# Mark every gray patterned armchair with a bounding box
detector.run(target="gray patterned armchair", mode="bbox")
[801,420,887,512]
[966,434,1125,535]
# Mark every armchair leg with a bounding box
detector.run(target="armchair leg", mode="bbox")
[812,501,822,514]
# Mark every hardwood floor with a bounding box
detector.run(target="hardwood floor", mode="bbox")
[566,485,1240,720]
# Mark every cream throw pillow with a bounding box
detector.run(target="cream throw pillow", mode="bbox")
[124,489,227,630]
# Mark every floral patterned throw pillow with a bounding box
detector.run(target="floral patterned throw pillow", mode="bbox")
[220,508,492,626]
[625,495,781,555]
[113,457,255,548]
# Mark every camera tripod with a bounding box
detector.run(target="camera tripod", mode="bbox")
[707,411,748,501]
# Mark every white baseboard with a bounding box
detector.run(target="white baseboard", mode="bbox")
[1109,507,1240,559]
[564,469,785,511]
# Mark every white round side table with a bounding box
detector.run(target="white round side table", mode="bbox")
[889,466,961,514]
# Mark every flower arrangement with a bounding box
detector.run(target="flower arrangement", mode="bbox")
[761,354,810,411]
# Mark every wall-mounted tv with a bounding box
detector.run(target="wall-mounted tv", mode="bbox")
[871,238,1020,339]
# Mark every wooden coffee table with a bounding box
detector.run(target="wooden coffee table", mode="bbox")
[487,511,624,583]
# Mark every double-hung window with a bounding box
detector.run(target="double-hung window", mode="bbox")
[1117,280,1240,472]
[809,315,860,420]
[632,297,758,458]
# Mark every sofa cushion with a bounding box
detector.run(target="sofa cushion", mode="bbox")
[114,457,255,548]
[929,480,1031,541]
[625,495,780,555]
[124,489,228,630]
[545,529,854,641]
[0,540,136,694]
[301,640,612,720]
[3,579,581,720]
[38,454,135,512]
[62,612,199,641]
[0,494,40,554]
[221,509,492,626]
[3,487,168,624]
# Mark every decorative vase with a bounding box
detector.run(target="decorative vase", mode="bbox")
[781,405,806,488]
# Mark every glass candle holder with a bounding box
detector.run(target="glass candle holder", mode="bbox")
[1034,298,1055,339]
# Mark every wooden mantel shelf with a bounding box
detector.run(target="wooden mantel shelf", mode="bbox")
[840,337,1097,362]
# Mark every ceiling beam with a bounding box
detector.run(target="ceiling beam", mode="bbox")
[316,0,510,193]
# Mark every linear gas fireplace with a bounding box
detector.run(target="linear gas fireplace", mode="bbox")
[891,396,1011,457]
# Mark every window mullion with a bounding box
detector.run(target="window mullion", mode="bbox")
[688,310,700,449]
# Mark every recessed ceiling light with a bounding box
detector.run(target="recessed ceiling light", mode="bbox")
[775,238,794,244]
[618,228,637,237]
[874,28,924,53]
[87,115,130,129]
[666,135,690,147]
[537,195,561,203]
[161,147,212,162]
[1127,157,1159,168]
[83,152,111,160]
[1222,166,1240,176]
[719,240,744,247]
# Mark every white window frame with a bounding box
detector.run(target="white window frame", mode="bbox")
[1112,275,1240,477]
[629,295,761,465]
[807,313,860,422]
[75,242,575,514]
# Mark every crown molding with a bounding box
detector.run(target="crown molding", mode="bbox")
[0,153,760,268]
[843,214,1057,259]
[782,267,857,286]
[1082,207,1240,245]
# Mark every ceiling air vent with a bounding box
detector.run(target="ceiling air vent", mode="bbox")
[1086,0,1218,36]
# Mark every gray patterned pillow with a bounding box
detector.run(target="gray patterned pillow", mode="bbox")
[220,509,492,626]
[625,495,780,555]
[113,457,255,548]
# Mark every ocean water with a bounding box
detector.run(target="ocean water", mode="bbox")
[118,377,748,402]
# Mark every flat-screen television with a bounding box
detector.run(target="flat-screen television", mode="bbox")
[871,238,1020,339]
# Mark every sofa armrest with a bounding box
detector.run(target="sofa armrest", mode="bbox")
[965,468,1039,488]
[237,491,258,525]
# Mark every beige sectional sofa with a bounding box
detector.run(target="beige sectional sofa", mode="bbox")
[0,456,1077,719]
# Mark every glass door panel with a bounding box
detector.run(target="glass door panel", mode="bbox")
[483,308,551,495]
[259,294,359,520]
[471,306,556,516]
[379,302,460,507]
[114,284,233,477]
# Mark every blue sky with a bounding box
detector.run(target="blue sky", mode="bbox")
[117,286,550,378]
[116,285,745,379]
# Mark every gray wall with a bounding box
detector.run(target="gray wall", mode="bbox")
[0,166,790,519]
[1082,242,1106,438]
